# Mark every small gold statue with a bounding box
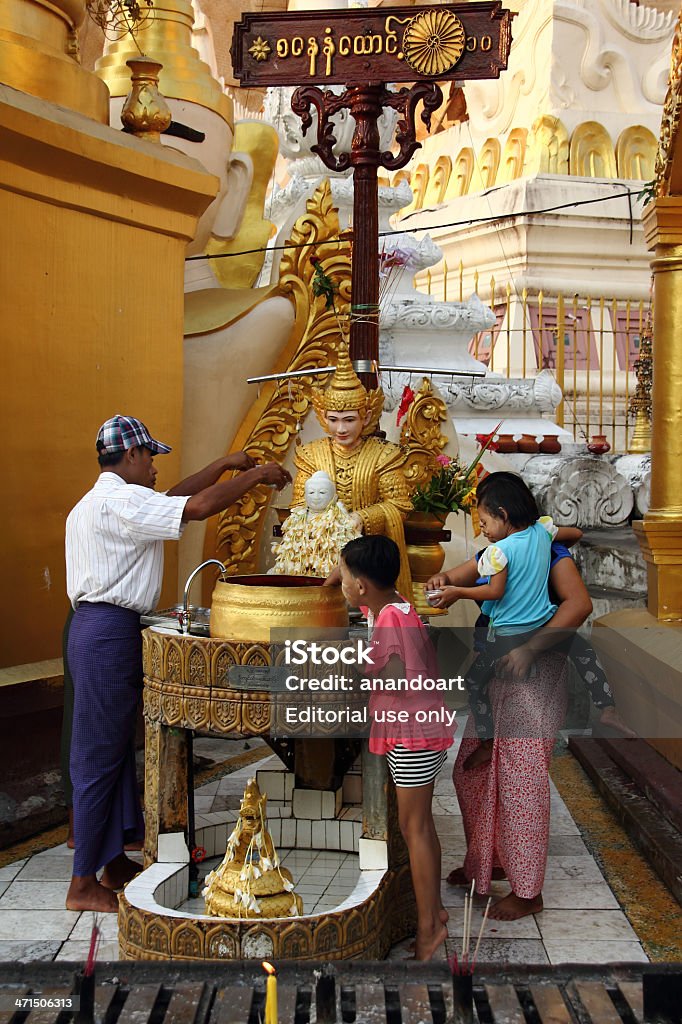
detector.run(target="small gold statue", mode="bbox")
[202,778,303,919]
[271,471,360,577]
[292,346,413,599]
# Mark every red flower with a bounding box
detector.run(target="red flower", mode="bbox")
[396,385,416,426]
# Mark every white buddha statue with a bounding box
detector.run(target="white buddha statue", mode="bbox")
[271,471,360,578]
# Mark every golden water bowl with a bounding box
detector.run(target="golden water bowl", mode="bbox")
[210,574,349,642]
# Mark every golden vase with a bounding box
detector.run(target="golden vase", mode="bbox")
[404,512,449,618]
[210,574,348,642]
[120,56,171,142]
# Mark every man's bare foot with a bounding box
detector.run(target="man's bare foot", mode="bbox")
[599,706,637,738]
[446,866,506,886]
[100,854,140,891]
[66,876,119,913]
[489,892,542,920]
[68,838,142,852]
[463,739,493,771]
[414,922,449,961]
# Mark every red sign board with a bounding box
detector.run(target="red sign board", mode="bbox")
[231,2,513,88]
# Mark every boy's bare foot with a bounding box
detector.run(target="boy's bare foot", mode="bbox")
[413,922,449,961]
[446,866,506,887]
[599,706,637,738]
[489,892,542,920]
[66,876,119,913]
[407,909,449,952]
[463,739,493,771]
[100,854,140,891]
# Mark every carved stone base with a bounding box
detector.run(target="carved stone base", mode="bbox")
[118,853,415,961]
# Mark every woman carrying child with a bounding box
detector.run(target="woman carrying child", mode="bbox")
[339,535,454,961]
[428,472,565,771]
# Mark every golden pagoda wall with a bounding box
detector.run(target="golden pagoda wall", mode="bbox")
[0,84,217,668]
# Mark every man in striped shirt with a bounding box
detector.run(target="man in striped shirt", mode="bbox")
[65,414,290,913]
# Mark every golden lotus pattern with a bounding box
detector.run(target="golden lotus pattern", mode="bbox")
[402,9,465,77]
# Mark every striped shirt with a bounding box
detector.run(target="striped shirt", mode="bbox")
[65,472,189,614]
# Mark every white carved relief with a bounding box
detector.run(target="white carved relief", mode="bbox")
[523,455,634,527]
[602,0,675,43]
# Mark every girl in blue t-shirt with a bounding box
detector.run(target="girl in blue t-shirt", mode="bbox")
[428,473,578,769]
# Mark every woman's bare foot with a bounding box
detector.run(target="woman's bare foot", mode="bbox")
[446,866,506,886]
[100,854,140,891]
[599,706,637,738]
[66,876,119,913]
[463,739,493,772]
[414,921,449,961]
[489,892,543,920]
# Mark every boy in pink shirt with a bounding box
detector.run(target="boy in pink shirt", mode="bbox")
[339,536,453,960]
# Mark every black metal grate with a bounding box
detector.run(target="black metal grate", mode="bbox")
[0,962,680,1024]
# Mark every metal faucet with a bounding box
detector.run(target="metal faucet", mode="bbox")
[180,559,227,635]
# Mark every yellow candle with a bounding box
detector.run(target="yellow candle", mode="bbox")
[263,963,277,1024]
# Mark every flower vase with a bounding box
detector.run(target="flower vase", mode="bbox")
[587,433,611,455]
[404,511,450,617]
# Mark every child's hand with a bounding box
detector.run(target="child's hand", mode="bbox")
[497,645,536,680]
[428,585,460,609]
[425,573,449,591]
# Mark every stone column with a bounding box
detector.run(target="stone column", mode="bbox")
[143,717,190,866]
[637,199,682,620]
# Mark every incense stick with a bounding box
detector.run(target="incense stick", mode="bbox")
[471,897,492,972]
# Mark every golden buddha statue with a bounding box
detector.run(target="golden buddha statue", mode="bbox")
[203,778,303,919]
[292,347,413,600]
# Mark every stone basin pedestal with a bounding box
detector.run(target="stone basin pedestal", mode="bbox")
[118,579,416,961]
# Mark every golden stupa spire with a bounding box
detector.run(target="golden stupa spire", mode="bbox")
[95,0,232,125]
[311,345,384,435]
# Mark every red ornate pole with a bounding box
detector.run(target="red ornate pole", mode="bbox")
[347,85,383,388]
[291,81,443,389]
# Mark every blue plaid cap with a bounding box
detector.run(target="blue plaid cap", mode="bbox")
[96,414,172,456]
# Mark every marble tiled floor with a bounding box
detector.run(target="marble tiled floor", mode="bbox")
[0,737,648,965]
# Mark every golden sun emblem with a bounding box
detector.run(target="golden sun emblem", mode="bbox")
[402,8,466,77]
[248,35,272,62]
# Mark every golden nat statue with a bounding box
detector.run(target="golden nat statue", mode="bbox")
[292,347,413,599]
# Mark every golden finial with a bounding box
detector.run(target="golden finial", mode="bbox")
[311,345,384,435]
[95,0,233,126]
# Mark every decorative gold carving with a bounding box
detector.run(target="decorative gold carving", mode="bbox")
[187,643,209,688]
[400,162,429,216]
[446,147,474,198]
[523,116,569,176]
[569,121,617,178]
[248,36,272,62]
[476,138,501,190]
[424,155,452,205]
[207,179,352,580]
[497,128,528,184]
[399,378,449,493]
[402,9,466,76]
[165,642,183,686]
[616,125,657,182]
[211,700,241,732]
[655,10,682,197]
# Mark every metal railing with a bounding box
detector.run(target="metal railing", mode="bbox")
[416,261,648,454]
